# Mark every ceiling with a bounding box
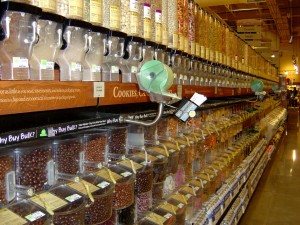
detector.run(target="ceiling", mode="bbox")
[195,0,300,68]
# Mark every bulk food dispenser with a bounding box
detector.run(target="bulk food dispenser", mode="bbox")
[181,53,191,85]
[57,19,91,81]
[170,50,183,85]
[82,26,109,81]
[120,36,144,83]
[30,12,64,80]
[0,1,41,80]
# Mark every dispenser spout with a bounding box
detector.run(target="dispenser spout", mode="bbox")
[120,103,164,126]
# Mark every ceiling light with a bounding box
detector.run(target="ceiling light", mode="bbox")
[271,54,275,58]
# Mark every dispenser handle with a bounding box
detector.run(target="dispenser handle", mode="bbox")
[0,16,11,41]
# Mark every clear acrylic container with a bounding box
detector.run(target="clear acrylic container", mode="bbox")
[82,26,109,81]
[151,0,162,44]
[107,125,128,155]
[30,12,64,80]
[80,174,114,224]
[0,1,41,80]
[140,40,155,66]
[47,184,86,225]
[153,204,176,225]
[102,0,121,31]
[120,36,144,83]
[144,124,157,141]
[102,30,127,81]
[53,135,84,175]
[140,0,152,41]
[167,194,187,225]
[120,157,153,194]
[57,0,84,20]
[82,129,108,172]
[57,19,91,81]
[127,124,145,149]
[14,140,54,193]
[83,0,103,26]
[154,44,166,63]
[170,50,183,84]
[120,0,141,37]
[107,164,135,210]
[167,0,178,49]
[181,53,191,85]
[6,199,50,225]
[0,150,15,206]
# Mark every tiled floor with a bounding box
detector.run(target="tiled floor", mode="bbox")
[239,125,300,225]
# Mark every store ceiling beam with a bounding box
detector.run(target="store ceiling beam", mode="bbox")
[195,0,266,7]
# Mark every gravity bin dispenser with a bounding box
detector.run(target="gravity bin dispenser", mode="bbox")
[0,1,41,80]
[30,12,65,80]
[57,19,91,81]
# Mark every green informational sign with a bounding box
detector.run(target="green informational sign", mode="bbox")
[272,84,279,91]
[250,79,264,92]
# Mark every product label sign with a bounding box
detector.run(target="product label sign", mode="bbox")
[25,211,45,222]
[13,57,29,68]
[40,60,54,70]
[65,194,82,203]
[97,181,111,189]
[0,130,36,145]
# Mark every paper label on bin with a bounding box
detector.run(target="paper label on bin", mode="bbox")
[30,192,68,211]
[40,60,54,70]
[96,169,123,181]
[92,64,101,73]
[97,181,111,189]
[68,181,99,195]
[0,208,27,225]
[156,154,165,159]
[169,149,176,153]
[121,171,132,177]
[177,203,184,208]
[143,4,151,19]
[130,0,139,12]
[111,66,119,74]
[25,211,45,222]
[71,62,82,72]
[65,194,82,202]
[164,213,173,219]
[13,57,29,68]
[131,66,138,73]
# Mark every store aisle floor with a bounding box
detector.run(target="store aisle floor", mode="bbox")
[239,125,300,225]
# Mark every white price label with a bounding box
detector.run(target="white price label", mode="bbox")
[25,211,45,222]
[92,64,101,73]
[130,0,139,12]
[93,82,105,98]
[111,66,119,74]
[71,62,82,72]
[121,171,132,177]
[156,155,165,159]
[144,4,151,19]
[13,57,29,68]
[65,194,82,202]
[97,181,110,189]
[155,10,162,23]
[177,203,184,208]
[131,66,138,73]
[40,60,54,70]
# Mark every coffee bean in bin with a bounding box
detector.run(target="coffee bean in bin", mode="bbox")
[107,126,128,155]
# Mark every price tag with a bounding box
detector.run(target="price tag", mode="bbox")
[40,60,54,70]
[71,62,82,72]
[121,171,132,177]
[93,82,105,97]
[13,57,29,68]
[92,64,101,73]
[65,194,82,202]
[97,181,111,189]
[111,66,119,74]
[25,211,45,222]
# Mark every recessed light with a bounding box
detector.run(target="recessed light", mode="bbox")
[271,54,275,58]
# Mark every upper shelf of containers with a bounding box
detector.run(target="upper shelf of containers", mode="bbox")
[0,0,278,85]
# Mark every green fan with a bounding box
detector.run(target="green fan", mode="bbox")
[250,79,264,92]
[137,60,180,102]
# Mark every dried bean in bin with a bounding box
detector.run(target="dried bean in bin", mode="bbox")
[108,126,128,155]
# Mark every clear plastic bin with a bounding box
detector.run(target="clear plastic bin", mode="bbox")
[57,19,91,81]
[120,0,141,37]
[14,140,54,192]
[30,12,64,80]
[153,206,176,225]
[82,26,109,81]
[53,135,84,175]
[107,125,128,155]
[6,199,49,225]
[102,0,121,31]
[128,124,145,149]
[144,124,157,141]
[0,1,41,80]
[0,151,14,206]
[82,129,108,172]
[102,30,127,82]
[167,194,187,225]
[80,174,114,224]
[140,41,155,66]
[107,164,135,210]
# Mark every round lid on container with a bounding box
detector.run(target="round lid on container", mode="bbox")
[39,12,65,24]
[0,1,42,15]
[64,19,92,30]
